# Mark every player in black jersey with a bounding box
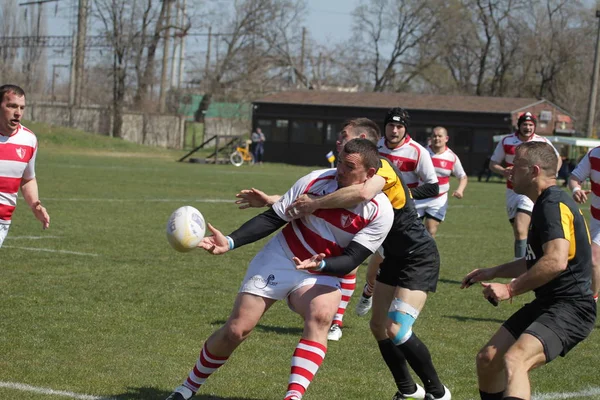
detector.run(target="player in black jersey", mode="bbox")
[462,141,596,400]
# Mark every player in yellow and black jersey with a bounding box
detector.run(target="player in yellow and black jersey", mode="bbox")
[462,141,596,400]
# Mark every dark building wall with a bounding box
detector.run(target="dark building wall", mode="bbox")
[252,102,512,174]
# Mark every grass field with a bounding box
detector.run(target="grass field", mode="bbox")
[1,123,599,400]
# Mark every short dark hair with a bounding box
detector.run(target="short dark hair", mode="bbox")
[515,141,558,176]
[342,118,381,144]
[384,107,410,128]
[0,85,26,103]
[342,138,380,170]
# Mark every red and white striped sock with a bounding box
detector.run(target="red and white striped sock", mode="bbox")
[363,280,374,297]
[284,339,327,400]
[332,273,356,327]
[182,342,228,393]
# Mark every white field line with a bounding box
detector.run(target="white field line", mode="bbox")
[40,197,234,203]
[7,235,60,240]
[0,381,116,400]
[3,246,98,256]
[532,387,600,399]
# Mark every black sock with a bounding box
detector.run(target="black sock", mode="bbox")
[399,333,444,398]
[479,390,503,400]
[377,338,416,395]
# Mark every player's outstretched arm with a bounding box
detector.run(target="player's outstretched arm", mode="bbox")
[198,223,230,255]
[285,175,386,219]
[235,188,281,209]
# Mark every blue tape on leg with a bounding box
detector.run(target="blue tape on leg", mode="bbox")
[388,309,416,345]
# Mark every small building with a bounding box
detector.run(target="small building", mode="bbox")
[252,90,575,174]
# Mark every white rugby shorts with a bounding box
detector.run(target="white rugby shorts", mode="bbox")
[589,218,600,247]
[415,194,448,222]
[0,223,9,248]
[239,239,341,301]
[506,189,533,220]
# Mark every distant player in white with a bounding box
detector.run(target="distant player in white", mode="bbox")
[489,112,561,259]
[0,84,49,247]
[356,107,439,318]
[165,139,393,400]
[568,148,600,302]
[415,126,468,238]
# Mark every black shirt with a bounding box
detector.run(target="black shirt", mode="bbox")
[527,185,593,300]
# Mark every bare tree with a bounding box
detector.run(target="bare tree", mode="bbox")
[0,1,21,84]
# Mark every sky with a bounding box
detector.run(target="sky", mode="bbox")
[35,0,357,85]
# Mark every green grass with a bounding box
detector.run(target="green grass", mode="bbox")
[1,122,599,400]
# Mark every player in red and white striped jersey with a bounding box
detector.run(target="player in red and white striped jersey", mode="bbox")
[568,148,600,301]
[0,84,49,248]
[490,112,560,259]
[415,127,468,237]
[165,139,393,400]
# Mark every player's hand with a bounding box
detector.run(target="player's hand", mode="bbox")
[235,188,271,209]
[292,253,326,271]
[503,166,513,179]
[31,201,50,229]
[572,189,591,204]
[198,223,229,254]
[452,190,463,199]
[481,282,511,304]
[461,268,494,289]
[285,194,317,219]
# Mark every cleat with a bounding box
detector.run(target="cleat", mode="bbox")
[392,383,426,399]
[355,293,373,316]
[425,385,451,400]
[165,385,193,400]
[327,324,343,341]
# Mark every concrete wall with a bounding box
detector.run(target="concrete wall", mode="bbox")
[28,103,186,149]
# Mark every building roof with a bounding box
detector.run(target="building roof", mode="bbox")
[254,90,543,114]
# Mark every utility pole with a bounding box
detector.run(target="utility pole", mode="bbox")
[73,0,88,106]
[204,25,212,83]
[159,0,173,113]
[177,0,187,89]
[300,26,306,77]
[587,10,600,138]
[170,0,181,88]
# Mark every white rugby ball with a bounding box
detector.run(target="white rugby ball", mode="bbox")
[166,206,206,252]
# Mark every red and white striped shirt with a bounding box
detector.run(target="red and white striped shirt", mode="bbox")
[490,132,558,190]
[0,124,38,224]
[428,146,466,197]
[271,169,393,274]
[377,135,438,189]
[571,146,600,222]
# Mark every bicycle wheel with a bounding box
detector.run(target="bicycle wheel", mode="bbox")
[230,150,244,167]
[247,152,255,165]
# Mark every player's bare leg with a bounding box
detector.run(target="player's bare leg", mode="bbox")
[503,334,546,399]
[285,284,341,400]
[370,281,423,398]
[424,218,440,238]
[475,326,516,399]
[168,293,275,399]
[591,243,600,298]
[512,212,531,259]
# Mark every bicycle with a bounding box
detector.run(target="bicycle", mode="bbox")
[230,139,255,166]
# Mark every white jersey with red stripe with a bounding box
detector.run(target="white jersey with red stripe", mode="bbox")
[490,132,558,190]
[376,135,438,189]
[428,146,466,197]
[0,124,38,224]
[571,146,600,224]
[270,168,393,274]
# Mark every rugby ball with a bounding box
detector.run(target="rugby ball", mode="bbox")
[166,206,206,252]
